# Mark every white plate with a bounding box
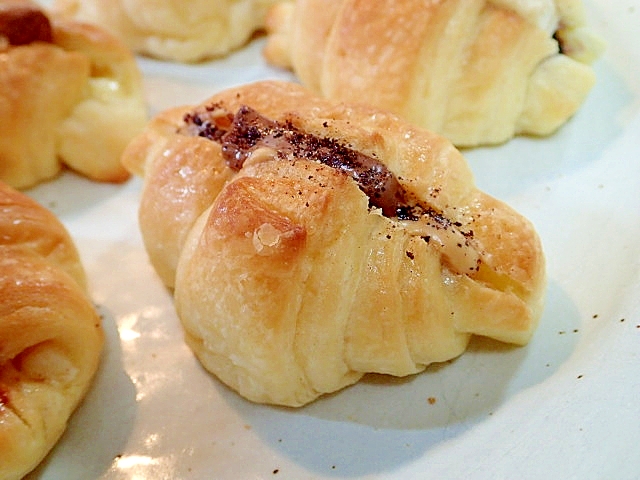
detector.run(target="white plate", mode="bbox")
[25,1,640,479]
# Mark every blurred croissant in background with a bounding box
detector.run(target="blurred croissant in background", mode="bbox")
[53,0,288,62]
[264,0,605,147]
[0,0,147,189]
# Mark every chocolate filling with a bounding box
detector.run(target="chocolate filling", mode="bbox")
[0,5,53,46]
[181,104,474,243]
[184,105,406,217]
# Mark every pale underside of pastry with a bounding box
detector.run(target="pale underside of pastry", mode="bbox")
[263,0,605,147]
[122,80,546,407]
[0,181,103,480]
[52,0,288,63]
[0,0,148,189]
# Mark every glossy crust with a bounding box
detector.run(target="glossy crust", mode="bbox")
[122,80,546,406]
[263,0,605,147]
[53,0,287,62]
[0,0,147,189]
[0,181,103,480]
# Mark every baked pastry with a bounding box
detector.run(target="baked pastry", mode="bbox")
[53,0,288,63]
[263,0,605,147]
[122,80,546,407]
[0,0,147,189]
[0,181,103,480]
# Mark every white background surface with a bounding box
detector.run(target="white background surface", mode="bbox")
[25,1,640,479]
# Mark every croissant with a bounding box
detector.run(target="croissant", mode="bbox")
[122,80,546,407]
[0,181,103,480]
[263,0,605,147]
[52,0,287,63]
[0,0,147,189]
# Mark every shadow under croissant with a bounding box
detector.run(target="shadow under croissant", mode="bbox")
[463,58,632,201]
[212,279,579,477]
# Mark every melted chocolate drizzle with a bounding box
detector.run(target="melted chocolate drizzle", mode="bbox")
[181,104,472,241]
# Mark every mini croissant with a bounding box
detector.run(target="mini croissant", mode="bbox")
[122,80,546,406]
[263,0,604,147]
[0,0,147,189]
[0,181,103,480]
[53,0,286,62]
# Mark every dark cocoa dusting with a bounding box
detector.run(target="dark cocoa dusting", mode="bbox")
[181,104,474,242]
[184,105,406,216]
[0,5,53,46]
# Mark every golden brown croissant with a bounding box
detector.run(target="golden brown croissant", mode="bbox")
[52,0,288,63]
[0,181,103,480]
[122,80,546,407]
[0,0,147,189]
[263,0,605,147]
